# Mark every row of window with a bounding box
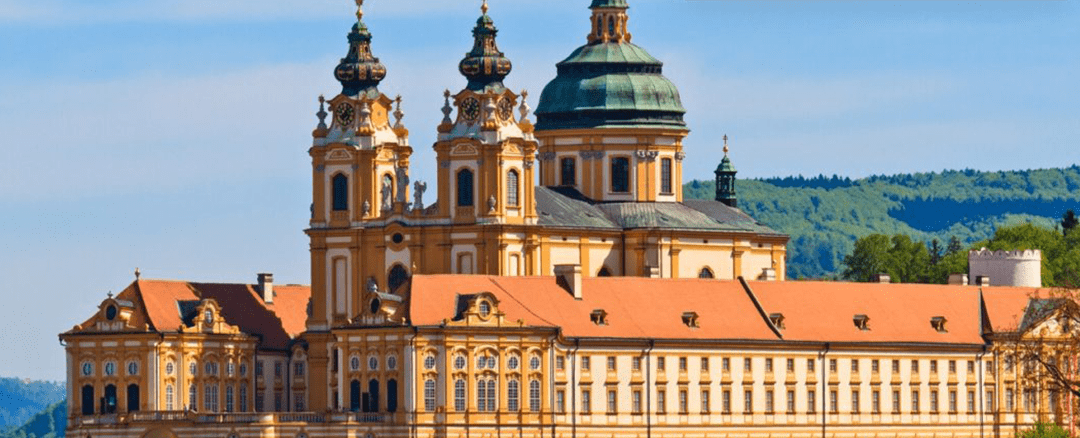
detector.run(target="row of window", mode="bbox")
[554,386,1002,416]
[557,156,674,194]
[421,377,543,413]
[80,361,140,377]
[162,360,247,378]
[330,169,524,214]
[563,355,994,378]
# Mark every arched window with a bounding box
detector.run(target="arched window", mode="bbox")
[457,169,474,207]
[81,385,95,415]
[104,385,117,414]
[332,174,349,212]
[660,158,673,194]
[367,379,380,412]
[699,267,715,279]
[529,379,541,412]
[597,16,603,36]
[423,379,436,411]
[508,379,520,411]
[126,384,140,412]
[507,169,520,207]
[239,384,248,412]
[454,379,467,411]
[611,157,630,193]
[597,267,612,277]
[189,384,196,411]
[349,380,361,412]
[560,158,576,186]
[608,16,615,36]
[165,385,174,411]
[387,264,409,295]
[386,379,398,413]
[225,386,234,412]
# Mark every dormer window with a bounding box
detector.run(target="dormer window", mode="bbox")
[769,313,785,329]
[105,305,118,321]
[478,300,491,317]
[853,314,870,331]
[590,309,608,326]
[681,312,700,328]
[931,316,948,333]
[203,309,214,325]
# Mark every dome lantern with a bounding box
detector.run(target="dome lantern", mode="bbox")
[458,0,513,92]
[334,0,387,97]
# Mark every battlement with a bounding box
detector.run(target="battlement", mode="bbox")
[968,248,1042,261]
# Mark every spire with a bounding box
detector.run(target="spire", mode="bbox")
[715,134,737,208]
[588,0,631,44]
[334,0,387,96]
[458,0,512,91]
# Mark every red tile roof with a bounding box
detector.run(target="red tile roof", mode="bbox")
[982,286,1045,332]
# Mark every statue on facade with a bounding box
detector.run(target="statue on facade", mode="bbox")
[380,179,393,212]
[362,199,371,217]
[396,167,409,205]
[413,180,427,211]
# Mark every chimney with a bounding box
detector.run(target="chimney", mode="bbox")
[257,273,274,303]
[975,275,991,287]
[873,273,891,283]
[646,265,661,278]
[948,273,968,286]
[554,265,583,300]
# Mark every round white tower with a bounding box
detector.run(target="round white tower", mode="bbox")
[968,248,1042,287]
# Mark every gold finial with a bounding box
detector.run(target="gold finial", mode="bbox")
[134,267,141,279]
[355,0,364,21]
[481,0,489,15]
[723,134,729,155]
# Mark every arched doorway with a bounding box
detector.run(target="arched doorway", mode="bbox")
[349,380,361,412]
[387,265,409,295]
[81,385,94,415]
[127,384,140,412]
[386,379,398,412]
[103,385,117,414]
[367,379,380,412]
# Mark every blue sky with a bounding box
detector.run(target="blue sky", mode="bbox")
[0,0,1076,381]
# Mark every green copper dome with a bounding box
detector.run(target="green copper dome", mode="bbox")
[535,3,685,131]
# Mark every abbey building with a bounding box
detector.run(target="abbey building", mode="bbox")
[62,1,1061,438]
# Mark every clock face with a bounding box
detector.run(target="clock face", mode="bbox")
[461,97,481,122]
[497,97,513,121]
[335,103,355,126]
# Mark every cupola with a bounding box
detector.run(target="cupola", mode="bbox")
[714,135,737,208]
[458,0,512,92]
[334,0,387,97]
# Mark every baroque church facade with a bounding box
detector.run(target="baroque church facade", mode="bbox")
[62,1,1060,438]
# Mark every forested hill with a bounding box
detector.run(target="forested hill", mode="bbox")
[684,166,1080,279]
[0,378,64,431]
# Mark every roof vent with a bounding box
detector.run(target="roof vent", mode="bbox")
[873,273,891,283]
[853,314,870,331]
[257,273,274,304]
[931,316,948,333]
[682,311,700,328]
[554,264,583,299]
[768,313,785,329]
[590,309,608,326]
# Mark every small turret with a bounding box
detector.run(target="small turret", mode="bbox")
[334,0,387,96]
[714,135,737,208]
[458,0,512,92]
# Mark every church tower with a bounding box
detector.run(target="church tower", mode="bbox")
[534,0,688,203]
[432,1,538,226]
[307,0,413,331]
[714,135,737,208]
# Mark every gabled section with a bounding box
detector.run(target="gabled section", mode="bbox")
[591,309,609,326]
[179,298,242,335]
[853,314,870,331]
[681,311,700,328]
[444,291,524,328]
[930,316,948,333]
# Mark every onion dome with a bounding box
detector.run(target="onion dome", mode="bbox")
[334,2,387,97]
[535,0,685,131]
[458,1,512,92]
[714,135,737,208]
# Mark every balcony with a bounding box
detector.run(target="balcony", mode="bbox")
[75,411,390,426]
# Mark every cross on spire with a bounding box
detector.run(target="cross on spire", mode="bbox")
[723,134,729,155]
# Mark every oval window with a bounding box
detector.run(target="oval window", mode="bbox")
[105,305,118,321]
[391,233,404,244]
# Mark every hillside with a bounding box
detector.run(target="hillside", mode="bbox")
[0,401,65,438]
[684,166,1080,279]
[0,378,64,432]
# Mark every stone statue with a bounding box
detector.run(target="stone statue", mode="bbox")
[366,277,379,294]
[413,181,427,210]
[396,168,409,205]
[380,179,393,211]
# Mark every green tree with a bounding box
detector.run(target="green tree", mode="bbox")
[929,238,943,265]
[1016,422,1071,438]
[888,234,931,283]
[842,234,891,282]
[1063,209,1078,237]
[947,236,963,255]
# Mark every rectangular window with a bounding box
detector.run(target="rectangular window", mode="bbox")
[744,390,753,413]
[633,357,642,371]
[967,390,975,413]
[807,358,815,373]
[679,357,688,371]
[166,385,175,411]
[808,390,816,413]
[892,360,900,373]
[560,157,576,187]
[582,356,590,371]
[255,360,264,376]
[986,390,994,411]
[556,390,566,413]
[930,361,938,373]
[722,358,730,371]
[744,358,752,372]
[610,157,630,193]
[679,390,688,413]
[424,380,436,412]
[507,169,519,207]
[829,359,837,372]
[658,390,666,413]
[607,390,617,413]
[239,385,248,412]
[701,390,710,414]
[872,360,879,373]
[454,379,466,412]
[930,390,939,412]
[632,390,642,413]
[274,391,282,412]
[968,360,975,373]
[722,390,732,413]
[912,390,920,413]
[829,390,838,413]
[893,391,900,413]
[274,362,282,378]
[255,391,264,412]
[911,360,920,373]
[581,390,591,414]
[949,360,956,373]
[294,393,304,412]
[787,358,795,372]
[225,386,234,412]
[294,363,304,377]
[701,357,709,372]
[660,158,673,194]
[530,379,541,412]
[851,360,859,373]
[556,356,565,370]
[765,358,773,372]
[765,390,774,413]
[786,390,795,413]
[872,390,880,413]
[851,390,860,413]
[986,360,995,375]
[1006,388,1014,411]
[949,390,957,412]
[658,357,666,370]
[607,356,616,371]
